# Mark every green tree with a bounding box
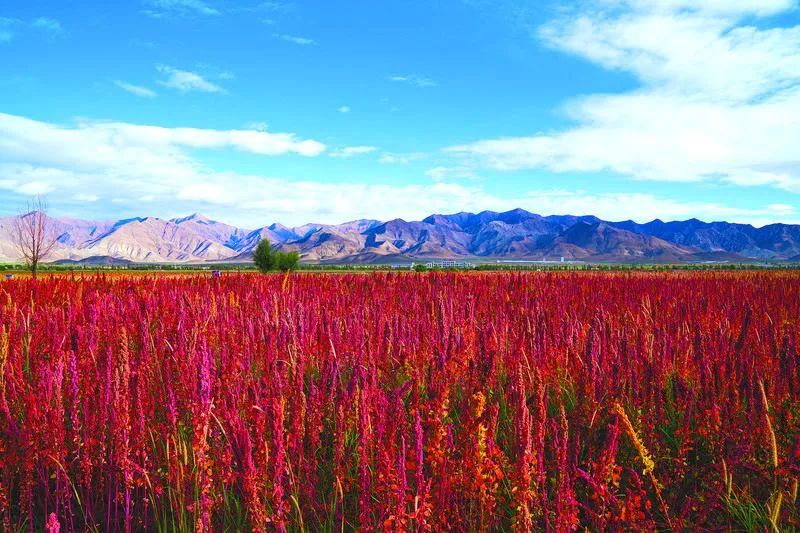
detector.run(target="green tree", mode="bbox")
[253,239,300,272]
[277,250,300,272]
[253,239,277,272]
[413,263,428,272]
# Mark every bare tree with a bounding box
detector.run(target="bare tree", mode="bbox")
[12,197,58,279]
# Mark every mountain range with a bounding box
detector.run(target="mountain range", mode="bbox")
[0,209,798,264]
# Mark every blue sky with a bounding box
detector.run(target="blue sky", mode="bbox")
[0,0,799,228]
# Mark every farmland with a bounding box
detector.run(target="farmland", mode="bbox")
[0,271,798,531]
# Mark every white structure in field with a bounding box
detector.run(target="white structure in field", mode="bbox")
[397,261,475,269]
[424,260,474,269]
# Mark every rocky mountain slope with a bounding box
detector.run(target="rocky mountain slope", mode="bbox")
[0,209,797,264]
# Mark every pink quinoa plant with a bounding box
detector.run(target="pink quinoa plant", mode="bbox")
[0,270,797,530]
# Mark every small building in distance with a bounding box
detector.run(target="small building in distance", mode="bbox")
[392,260,476,270]
[424,260,475,269]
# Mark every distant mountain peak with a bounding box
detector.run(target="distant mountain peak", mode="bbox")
[0,208,797,264]
[172,213,213,224]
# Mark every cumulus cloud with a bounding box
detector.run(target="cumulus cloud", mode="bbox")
[0,112,325,168]
[0,111,795,226]
[0,108,330,221]
[448,0,800,193]
[156,65,224,93]
[114,80,158,98]
[0,113,495,225]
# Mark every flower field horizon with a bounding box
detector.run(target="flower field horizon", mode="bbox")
[0,271,798,531]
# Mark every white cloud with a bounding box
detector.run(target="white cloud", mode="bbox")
[538,2,800,104]
[511,190,798,226]
[245,121,269,131]
[0,112,325,170]
[272,33,315,45]
[145,0,220,16]
[379,152,426,164]
[338,105,351,113]
[30,17,62,33]
[0,18,18,43]
[613,0,794,17]
[425,166,479,181]
[1,111,794,227]
[170,179,515,226]
[114,80,158,98]
[0,16,62,42]
[3,177,57,196]
[767,203,796,215]
[0,112,448,224]
[330,146,377,158]
[72,193,100,202]
[387,74,437,88]
[0,112,339,224]
[156,65,224,93]
[241,2,290,13]
[448,0,800,194]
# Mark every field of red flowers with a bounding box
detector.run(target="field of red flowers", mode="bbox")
[0,271,798,531]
